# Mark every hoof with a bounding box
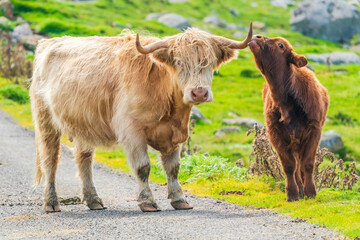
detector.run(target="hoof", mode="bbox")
[171,200,193,210]
[139,202,161,212]
[286,195,299,202]
[45,204,61,213]
[87,197,107,210]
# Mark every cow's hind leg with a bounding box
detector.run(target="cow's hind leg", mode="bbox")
[123,139,159,212]
[75,142,106,210]
[161,146,193,210]
[32,95,61,212]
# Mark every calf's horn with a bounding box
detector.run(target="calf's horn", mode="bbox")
[214,22,253,49]
[136,33,168,54]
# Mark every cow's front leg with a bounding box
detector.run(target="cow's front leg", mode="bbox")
[161,146,193,210]
[124,140,159,212]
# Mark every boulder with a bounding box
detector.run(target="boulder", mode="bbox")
[307,52,360,65]
[215,126,240,138]
[145,13,164,20]
[0,0,13,19]
[11,23,33,41]
[222,118,264,129]
[271,0,294,8]
[233,31,244,39]
[290,0,360,43]
[203,15,227,28]
[190,106,211,123]
[19,34,45,51]
[319,130,345,153]
[252,21,266,31]
[230,8,240,17]
[158,13,190,30]
[226,23,237,30]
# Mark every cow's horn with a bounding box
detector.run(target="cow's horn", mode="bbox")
[136,33,168,54]
[214,22,253,49]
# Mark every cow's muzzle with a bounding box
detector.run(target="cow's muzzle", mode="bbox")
[189,87,212,104]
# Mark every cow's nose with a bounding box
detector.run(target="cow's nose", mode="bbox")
[191,88,209,103]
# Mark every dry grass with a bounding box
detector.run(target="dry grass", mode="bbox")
[0,31,32,85]
[247,124,359,191]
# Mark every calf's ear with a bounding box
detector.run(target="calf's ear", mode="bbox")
[289,52,308,68]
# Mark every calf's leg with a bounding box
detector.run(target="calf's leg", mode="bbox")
[123,139,159,212]
[75,143,106,210]
[267,120,299,201]
[161,146,193,210]
[300,127,321,199]
[32,95,61,212]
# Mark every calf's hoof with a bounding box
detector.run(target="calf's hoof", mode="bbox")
[305,191,317,199]
[139,202,161,212]
[286,195,299,202]
[45,204,61,213]
[87,197,107,210]
[171,200,193,210]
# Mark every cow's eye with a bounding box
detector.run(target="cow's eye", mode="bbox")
[176,60,182,66]
[278,43,284,49]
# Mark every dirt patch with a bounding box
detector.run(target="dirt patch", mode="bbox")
[219,191,244,196]
[59,197,82,205]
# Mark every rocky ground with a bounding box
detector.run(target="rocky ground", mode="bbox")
[0,111,344,239]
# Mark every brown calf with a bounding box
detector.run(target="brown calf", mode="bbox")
[248,35,329,201]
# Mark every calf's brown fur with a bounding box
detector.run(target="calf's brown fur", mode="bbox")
[248,35,329,201]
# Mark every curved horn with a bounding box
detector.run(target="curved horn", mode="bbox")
[214,22,253,49]
[136,33,168,54]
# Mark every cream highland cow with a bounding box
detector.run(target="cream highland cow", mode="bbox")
[30,24,252,212]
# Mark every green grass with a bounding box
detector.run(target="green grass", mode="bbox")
[0,0,359,238]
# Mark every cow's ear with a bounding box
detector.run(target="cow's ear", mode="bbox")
[289,52,307,68]
[216,46,236,68]
[151,48,172,65]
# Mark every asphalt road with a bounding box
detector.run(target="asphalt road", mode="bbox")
[0,110,342,240]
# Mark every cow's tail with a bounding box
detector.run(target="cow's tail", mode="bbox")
[34,154,43,187]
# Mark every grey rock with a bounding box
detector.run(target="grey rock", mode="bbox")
[215,126,240,138]
[0,0,13,19]
[307,52,360,65]
[190,106,211,123]
[158,13,190,30]
[320,130,345,153]
[230,8,240,17]
[271,0,294,8]
[145,13,165,20]
[203,15,227,28]
[237,24,246,30]
[290,0,360,43]
[233,31,245,39]
[0,16,8,25]
[253,21,266,30]
[226,23,237,30]
[18,34,45,51]
[11,23,33,41]
[222,118,264,129]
